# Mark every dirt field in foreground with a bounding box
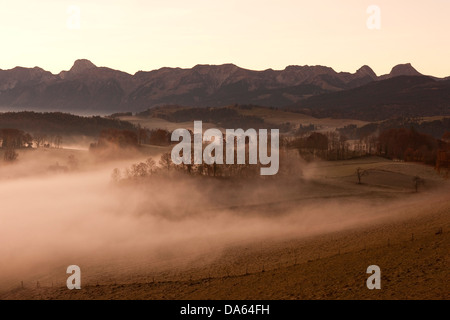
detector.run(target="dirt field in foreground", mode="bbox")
[2,195,448,300]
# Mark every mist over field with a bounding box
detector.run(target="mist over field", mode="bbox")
[1,0,450,301]
[1,146,448,293]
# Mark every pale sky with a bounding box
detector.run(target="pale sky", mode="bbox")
[1,0,449,77]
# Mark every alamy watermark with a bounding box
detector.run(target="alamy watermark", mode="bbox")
[366,265,381,289]
[367,5,381,30]
[170,121,279,176]
[66,265,81,290]
[67,5,81,30]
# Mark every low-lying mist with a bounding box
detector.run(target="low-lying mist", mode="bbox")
[0,149,448,291]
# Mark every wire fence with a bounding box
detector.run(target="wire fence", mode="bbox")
[5,225,445,294]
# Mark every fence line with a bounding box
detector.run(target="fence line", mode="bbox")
[9,226,445,293]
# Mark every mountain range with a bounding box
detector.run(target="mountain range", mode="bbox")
[0,59,449,120]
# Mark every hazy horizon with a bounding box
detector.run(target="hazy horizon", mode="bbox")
[1,0,449,77]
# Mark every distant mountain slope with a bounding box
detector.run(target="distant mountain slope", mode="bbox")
[379,63,422,80]
[1,59,437,113]
[294,76,450,121]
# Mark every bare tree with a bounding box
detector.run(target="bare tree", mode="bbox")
[54,135,63,149]
[356,167,369,184]
[130,162,148,178]
[4,147,18,162]
[145,157,156,174]
[159,152,172,172]
[413,176,425,192]
[33,134,46,148]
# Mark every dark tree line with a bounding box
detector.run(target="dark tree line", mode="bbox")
[0,129,31,162]
[139,106,267,130]
[0,129,33,149]
[89,127,173,152]
[377,127,437,164]
[120,151,262,180]
[0,111,137,137]
[147,129,171,146]
[0,128,65,162]
[288,127,450,176]
[90,129,139,151]
[113,146,301,182]
[288,132,356,161]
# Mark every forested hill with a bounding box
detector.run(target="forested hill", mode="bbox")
[0,111,136,136]
[294,76,450,121]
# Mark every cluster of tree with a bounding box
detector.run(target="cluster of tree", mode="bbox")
[135,126,171,146]
[288,132,362,161]
[33,133,63,149]
[377,127,438,164]
[289,132,328,161]
[0,112,137,137]
[0,128,65,162]
[337,124,364,140]
[0,129,33,149]
[113,147,302,182]
[294,124,317,136]
[276,122,294,133]
[146,129,172,146]
[287,125,450,167]
[116,153,263,180]
[89,129,139,151]
[0,129,32,162]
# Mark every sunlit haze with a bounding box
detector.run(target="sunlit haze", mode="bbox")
[1,0,449,76]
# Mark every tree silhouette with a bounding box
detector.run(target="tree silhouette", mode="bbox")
[413,176,425,192]
[4,147,18,162]
[159,152,172,172]
[356,167,369,184]
[145,157,156,174]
